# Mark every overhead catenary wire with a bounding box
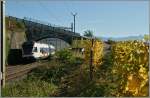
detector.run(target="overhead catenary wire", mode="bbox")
[64,1,72,14]
[38,1,64,25]
[38,1,75,31]
[8,1,38,19]
[8,1,74,30]
[64,1,81,34]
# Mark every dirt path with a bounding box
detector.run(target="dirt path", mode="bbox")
[103,42,111,54]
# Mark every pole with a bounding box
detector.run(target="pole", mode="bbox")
[73,15,75,33]
[89,38,94,80]
[71,12,77,46]
[1,0,6,87]
[71,22,73,32]
[71,12,77,34]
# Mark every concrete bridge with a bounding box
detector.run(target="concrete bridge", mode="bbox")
[7,16,88,65]
[8,16,81,44]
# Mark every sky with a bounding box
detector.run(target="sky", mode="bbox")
[5,0,149,38]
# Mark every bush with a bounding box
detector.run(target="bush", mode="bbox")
[55,49,73,63]
[28,65,69,85]
[16,21,25,30]
[111,41,149,96]
[69,57,84,66]
[6,17,26,31]
[107,39,116,44]
[79,82,106,97]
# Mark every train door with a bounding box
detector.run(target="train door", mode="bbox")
[32,44,41,59]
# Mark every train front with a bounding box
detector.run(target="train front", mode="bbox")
[22,41,36,60]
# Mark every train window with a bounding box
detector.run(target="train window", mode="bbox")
[33,47,37,52]
[44,48,48,52]
[39,48,50,54]
[40,48,43,53]
[44,48,46,52]
[46,48,49,52]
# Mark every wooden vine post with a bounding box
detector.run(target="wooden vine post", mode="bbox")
[89,38,94,80]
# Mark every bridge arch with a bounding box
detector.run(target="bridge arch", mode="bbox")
[35,35,72,44]
[36,37,70,51]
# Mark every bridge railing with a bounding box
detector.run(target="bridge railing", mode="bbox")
[23,17,72,31]
[7,15,81,37]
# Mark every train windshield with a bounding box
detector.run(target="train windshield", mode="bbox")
[40,48,49,53]
[22,44,33,54]
[33,47,37,52]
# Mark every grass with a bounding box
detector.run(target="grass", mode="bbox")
[2,50,117,97]
[3,41,149,97]
[2,79,58,97]
[2,56,85,97]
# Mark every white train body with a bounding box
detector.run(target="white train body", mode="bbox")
[22,41,55,59]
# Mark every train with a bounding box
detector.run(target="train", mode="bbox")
[22,41,55,60]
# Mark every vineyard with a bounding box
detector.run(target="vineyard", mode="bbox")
[2,39,149,97]
[111,41,149,96]
[72,39,149,96]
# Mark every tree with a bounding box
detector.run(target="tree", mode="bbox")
[144,34,150,41]
[83,30,94,38]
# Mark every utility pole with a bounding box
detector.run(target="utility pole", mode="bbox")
[71,12,77,45]
[71,12,77,33]
[71,22,73,32]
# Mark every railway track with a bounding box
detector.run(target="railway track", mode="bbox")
[6,60,48,82]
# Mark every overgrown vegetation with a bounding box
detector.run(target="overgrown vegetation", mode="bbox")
[55,49,73,63]
[111,41,149,96]
[2,39,149,97]
[2,79,57,97]
[2,49,85,97]
[5,16,25,31]
[144,34,150,42]
[83,30,94,38]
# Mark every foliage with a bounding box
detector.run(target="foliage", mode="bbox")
[55,49,73,63]
[2,57,85,97]
[79,81,106,97]
[28,56,84,85]
[83,30,94,37]
[144,34,150,41]
[111,41,149,96]
[5,16,25,31]
[68,57,84,66]
[2,79,58,97]
[16,21,25,30]
[72,39,104,71]
[72,38,104,71]
[107,39,116,44]
[83,39,104,71]
[3,38,149,97]
[28,65,69,85]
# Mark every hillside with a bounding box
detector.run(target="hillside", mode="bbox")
[98,35,145,41]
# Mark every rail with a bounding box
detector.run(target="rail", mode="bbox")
[6,61,47,82]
